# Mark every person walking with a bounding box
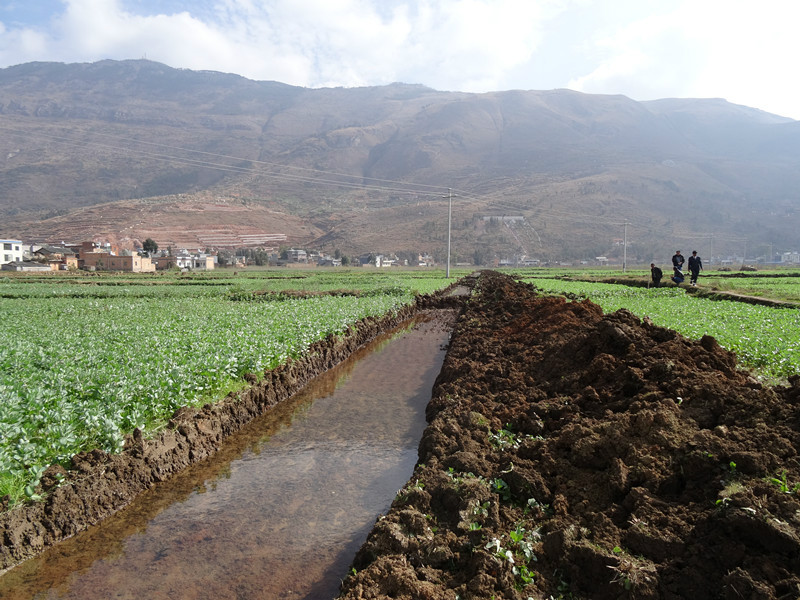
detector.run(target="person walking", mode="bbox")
[688,250,703,286]
[650,263,663,288]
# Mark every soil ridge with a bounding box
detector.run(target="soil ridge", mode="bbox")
[339,270,800,600]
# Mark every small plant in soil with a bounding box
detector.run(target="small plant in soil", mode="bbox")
[718,480,745,501]
[489,425,520,450]
[769,470,800,494]
[490,477,513,502]
[509,522,540,563]
[485,522,541,591]
[524,496,551,517]
[485,537,515,564]
[472,500,490,517]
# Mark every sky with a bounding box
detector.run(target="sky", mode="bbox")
[0,0,798,120]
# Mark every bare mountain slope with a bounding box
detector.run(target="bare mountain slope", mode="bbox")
[1,59,798,263]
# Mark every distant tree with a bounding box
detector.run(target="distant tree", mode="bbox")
[142,238,158,255]
[341,255,350,266]
[216,250,233,266]
[396,250,418,266]
[473,247,490,266]
[253,249,269,266]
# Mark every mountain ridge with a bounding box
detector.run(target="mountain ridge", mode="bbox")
[1,59,798,264]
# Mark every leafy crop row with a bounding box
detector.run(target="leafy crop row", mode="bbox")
[0,270,454,505]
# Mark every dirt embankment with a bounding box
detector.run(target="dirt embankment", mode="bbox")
[340,270,800,600]
[0,286,465,573]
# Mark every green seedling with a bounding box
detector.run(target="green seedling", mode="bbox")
[472,501,490,517]
[514,563,536,588]
[489,426,519,450]
[490,478,512,502]
[768,470,800,494]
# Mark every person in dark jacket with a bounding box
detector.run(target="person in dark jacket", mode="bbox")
[650,263,663,287]
[672,250,685,271]
[688,250,703,286]
[670,249,685,284]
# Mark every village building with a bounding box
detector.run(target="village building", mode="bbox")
[1,260,52,272]
[151,255,177,270]
[287,248,308,263]
[150,250,215,271]
[781,251,800,264]
[33,245,79,270]
[317,255,342,267]
[174,250,215,270]
[1,239,24,265]
[81,251,155,272]
[418,253,435,267]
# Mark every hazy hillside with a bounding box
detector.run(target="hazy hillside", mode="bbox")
[1,59,798,264]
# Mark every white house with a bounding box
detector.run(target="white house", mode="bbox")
[781,251,800,264]
[287,248,308,263]
[175,250,215,270]
[1,240,24,265]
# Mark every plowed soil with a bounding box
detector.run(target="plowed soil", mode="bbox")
[340,270,800,600]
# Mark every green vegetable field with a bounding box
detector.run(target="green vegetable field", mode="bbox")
[0,269,456,505]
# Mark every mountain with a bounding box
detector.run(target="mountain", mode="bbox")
[1,59,798,265]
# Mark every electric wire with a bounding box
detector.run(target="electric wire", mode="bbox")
[0,116,752,249]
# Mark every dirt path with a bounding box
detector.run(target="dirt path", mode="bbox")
[340,270,800,600]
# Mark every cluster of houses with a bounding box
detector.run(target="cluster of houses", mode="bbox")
[1,238,439,272]
[1,240,215,272]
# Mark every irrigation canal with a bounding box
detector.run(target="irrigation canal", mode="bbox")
[0,312,453,600]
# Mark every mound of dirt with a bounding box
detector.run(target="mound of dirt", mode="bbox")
[339,270,800,600]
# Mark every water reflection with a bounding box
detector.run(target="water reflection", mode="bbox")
[0,314,452,600]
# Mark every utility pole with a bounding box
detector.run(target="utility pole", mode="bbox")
[445,188,454,278]
[709,234,714,266]
[622,222,630,273]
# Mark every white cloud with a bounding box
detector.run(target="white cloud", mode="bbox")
[566,0,800,118]
[567,6,707,100]
[0,0,799,118]
[0,0,565,89]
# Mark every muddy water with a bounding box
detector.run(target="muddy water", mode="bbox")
[0,313,453,600]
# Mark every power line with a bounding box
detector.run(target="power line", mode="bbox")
[0,118,452,198]
[0,117,773,261]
